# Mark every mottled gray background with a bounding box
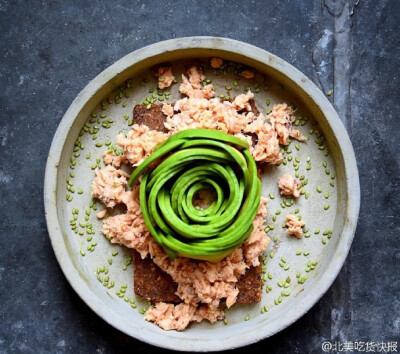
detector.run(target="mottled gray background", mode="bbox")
[0,0,399,353]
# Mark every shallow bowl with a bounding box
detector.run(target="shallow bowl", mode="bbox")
[44,37,360,351]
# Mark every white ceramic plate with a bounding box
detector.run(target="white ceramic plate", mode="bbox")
[44,37,360,351]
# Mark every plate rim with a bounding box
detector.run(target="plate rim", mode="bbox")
[44,36,360,351]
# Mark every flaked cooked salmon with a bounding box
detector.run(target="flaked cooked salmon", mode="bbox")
[155,66,175,90]
[278,174,302,198]
[285,214,306,238]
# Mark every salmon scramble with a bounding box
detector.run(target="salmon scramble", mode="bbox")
[91,63,306,331]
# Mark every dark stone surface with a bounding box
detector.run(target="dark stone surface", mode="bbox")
[0,0,399,353]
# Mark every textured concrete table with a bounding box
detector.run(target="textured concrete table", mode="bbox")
[0,1,399,353]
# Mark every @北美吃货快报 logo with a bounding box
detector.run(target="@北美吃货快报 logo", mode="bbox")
[321,341,398,352]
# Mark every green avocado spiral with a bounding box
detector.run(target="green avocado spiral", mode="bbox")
[128,129,261,262]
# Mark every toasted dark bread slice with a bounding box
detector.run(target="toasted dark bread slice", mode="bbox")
[133,97,260,132]
[133,104,170,133]
[133,250,181,303]
[133,250,262,304]
[132,99,263,304]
